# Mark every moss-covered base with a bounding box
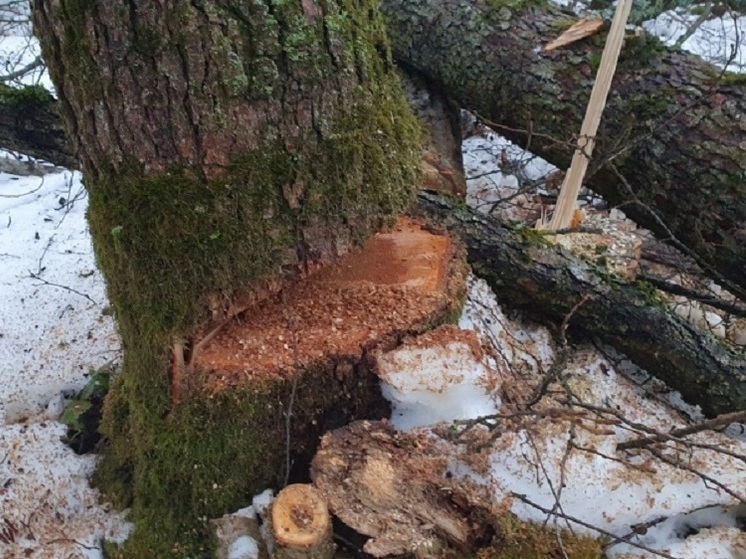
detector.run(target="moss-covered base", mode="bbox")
[97,356,390,558]
[477,514,604,559]
[33,0,428,555]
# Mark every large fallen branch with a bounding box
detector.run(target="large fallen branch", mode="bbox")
[414,191,746,417]
[0,89,75,168]
[383,0,746,300]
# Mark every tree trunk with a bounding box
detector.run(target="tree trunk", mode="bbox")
[414,191,746,417]
[381,0,746,301]
[31,1,421,557]
[23,1,746,554]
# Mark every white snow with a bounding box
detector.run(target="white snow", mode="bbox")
[370,125,746,557]
[0,163,729,559]
[227,535,259,559]
[0,170,120,424]
[0,169,129,558]
[377,337,499,430]
[645,10,746,72]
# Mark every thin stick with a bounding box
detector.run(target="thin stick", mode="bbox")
[618,410,746,450]
[512,493,682,559]
[540,0,634,230]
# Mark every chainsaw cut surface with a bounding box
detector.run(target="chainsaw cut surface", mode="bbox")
[193,217,461,392]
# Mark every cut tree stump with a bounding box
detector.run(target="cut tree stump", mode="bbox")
[190,216,463,393]
[178,216,466,483]
[271,484,333,559]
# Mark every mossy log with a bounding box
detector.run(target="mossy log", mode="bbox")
[381,0,746,301]
[414,191,746,417]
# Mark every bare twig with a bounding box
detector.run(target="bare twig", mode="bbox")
[0,55,43,82]
[638,274,746,318]
[284,309,300,487]
[511,493,683,559]
[608,163,746,302]
[646,446,746,503]
[0,174,45,198]
[618,411,746,451]
[43,537,98,550]
[523,294,590,408]
[28,270,97,305]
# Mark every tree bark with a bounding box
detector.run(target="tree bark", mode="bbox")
[20,2,746,554]
[414,191,746,417]
[381,0,746,300]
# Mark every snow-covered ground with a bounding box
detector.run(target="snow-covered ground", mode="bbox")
[381,274,746,559]
[0,165,130,557]
[645,9,746,72]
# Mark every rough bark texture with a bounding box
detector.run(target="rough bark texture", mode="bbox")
[381,0,746,300]
[31,2,422,557]
[414,191,746,417]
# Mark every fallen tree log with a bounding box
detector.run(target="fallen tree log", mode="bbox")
[382,0,746,300]
[414,191,746,417]
[0,86,76,169]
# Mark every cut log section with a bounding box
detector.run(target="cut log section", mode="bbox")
[270,484,333,559]
[311,420,496,557]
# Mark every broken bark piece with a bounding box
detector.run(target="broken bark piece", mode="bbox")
[271,484,333,559]
[311,420,496,557]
